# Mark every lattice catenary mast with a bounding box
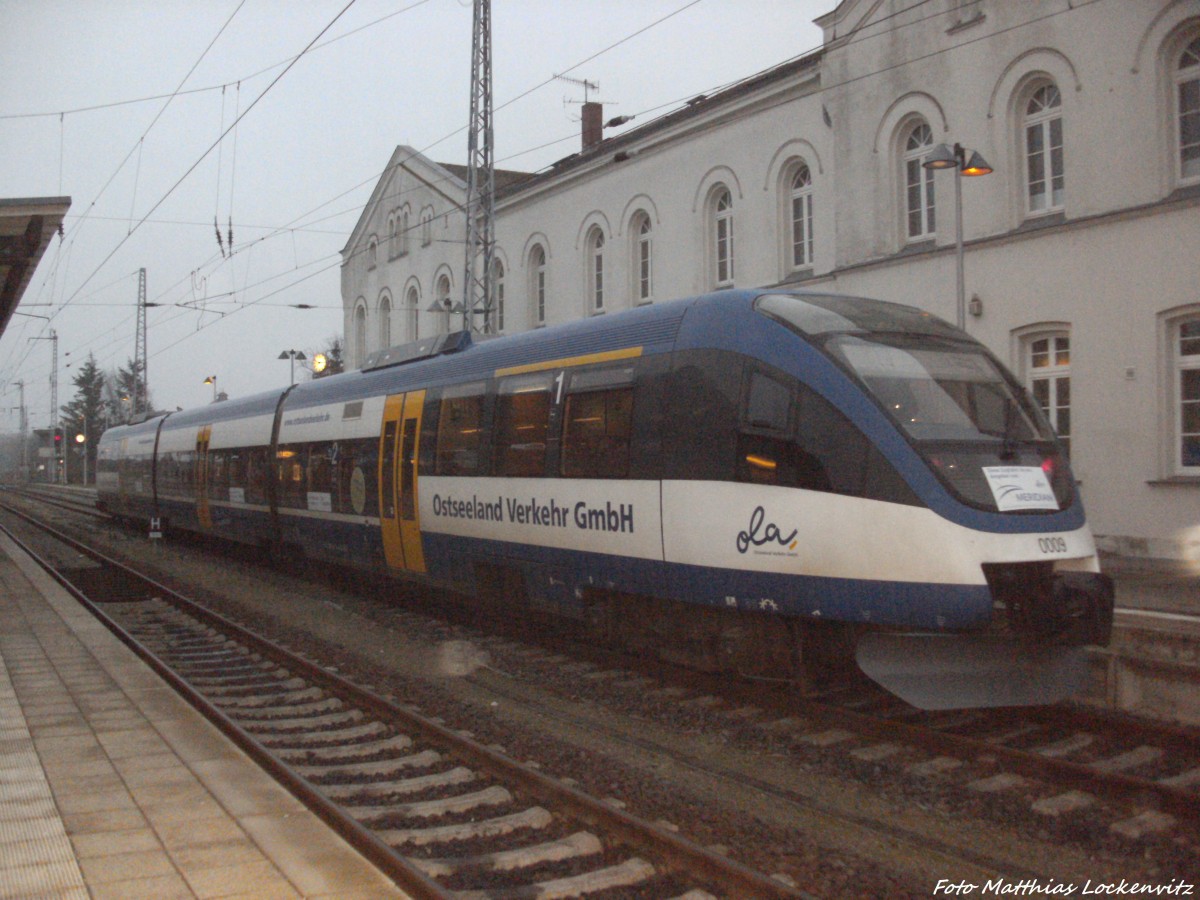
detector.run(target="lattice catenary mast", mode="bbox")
[462,0,495,334]
[134,267,147,416]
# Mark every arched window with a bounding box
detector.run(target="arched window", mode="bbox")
[1177,36,1200,182]
[435,274,452,334]
[529,244,547,326]
[789,163,814,269]
[405,286,419,342]
[904,122,935,240]
[367,236,378,269]
[378,292,392,350]
[490,259,505,333]
[1025,83,1064,213]
[387,214,398,259]
[713,187,734,287]
[1173,314,1200,473]
[587,227,605,314]
[421,211,433,246]
[399,209,410,255]
[632,213,653,304]
[353,304,367,369]
[1025,331,1071,456]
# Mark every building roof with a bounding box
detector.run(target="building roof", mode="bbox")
[0,197,71,340]
[495,49,824,201]
[438,163,534,194]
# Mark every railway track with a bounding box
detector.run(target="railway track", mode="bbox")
[467,619,1200,845]
[5,487,1197,885]
[0,501,807,899]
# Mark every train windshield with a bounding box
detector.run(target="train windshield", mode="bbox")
[826,334,1048,444]
[756,293,1072,511]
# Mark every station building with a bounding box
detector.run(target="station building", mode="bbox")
[341,0,1200,562]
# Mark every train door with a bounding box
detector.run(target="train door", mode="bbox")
[195,425,212,529]
[379,391,426,573]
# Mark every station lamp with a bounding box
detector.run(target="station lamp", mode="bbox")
[923,142,993,329]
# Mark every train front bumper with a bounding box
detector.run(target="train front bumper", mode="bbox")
[855,571,1114,710]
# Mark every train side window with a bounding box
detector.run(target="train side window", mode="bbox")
[244,448,268,505]
[662,350,741,481]
[436,383,487,476]
[334,437,378,516]
[493,374,553,477]
[562,367,635,479]
[226,449,245,499]
[745,371,791,431]
[207,449,228,500]
[307,442,334,511]
[276,444,306,509]
[737,371,821,488]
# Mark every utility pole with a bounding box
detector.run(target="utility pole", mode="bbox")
[462,0,495,335]
[30,330,59,483]
[15,380,27,474]
[134,267,148,416]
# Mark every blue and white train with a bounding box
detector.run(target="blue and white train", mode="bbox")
[96,289,1113,709]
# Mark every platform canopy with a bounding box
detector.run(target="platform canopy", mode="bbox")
[0,196,71,340]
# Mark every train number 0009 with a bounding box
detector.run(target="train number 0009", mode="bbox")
[1037,536,1069,554]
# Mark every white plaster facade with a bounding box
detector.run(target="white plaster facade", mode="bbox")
[342,0,1200,561]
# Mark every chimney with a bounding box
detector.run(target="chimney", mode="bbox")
[581,101,603,150]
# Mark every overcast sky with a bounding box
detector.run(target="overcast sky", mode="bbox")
[0,0,828,430]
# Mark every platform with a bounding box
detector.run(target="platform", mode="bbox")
[0,532,408,900]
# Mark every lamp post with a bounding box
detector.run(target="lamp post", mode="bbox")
[203,375,217,402]
[278,350,306,385]
[923,142,992,330]
[74,418,88,485]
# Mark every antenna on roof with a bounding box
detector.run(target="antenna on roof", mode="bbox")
[554,73,599,106]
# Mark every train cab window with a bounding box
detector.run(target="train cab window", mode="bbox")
[562,367,635,479]
[735,366,916,504]
[436,384,487,476]
[493,374,553,477]
[795,385,917,504]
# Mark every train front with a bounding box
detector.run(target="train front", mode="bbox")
[756,293,1114,710]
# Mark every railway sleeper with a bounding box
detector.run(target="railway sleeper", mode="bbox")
[295,748,441,780]
[450,857,658,900]
[319,765,476,801]
[259,720,389,748]
[192,676,307,696]
[379,806,554,848]
[410,830,603,879]
[213,691,331,710]
[349,783,513,821]
[276,733,415,764]
[237,709,366,733]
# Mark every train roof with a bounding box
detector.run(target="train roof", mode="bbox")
[279,289,721,412]
[102,288,964,438]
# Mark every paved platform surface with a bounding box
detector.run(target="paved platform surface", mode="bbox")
[1101,552,1199,618]
[0,533,408,900]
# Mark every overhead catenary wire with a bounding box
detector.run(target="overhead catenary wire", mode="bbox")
[3,0,1099,415]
